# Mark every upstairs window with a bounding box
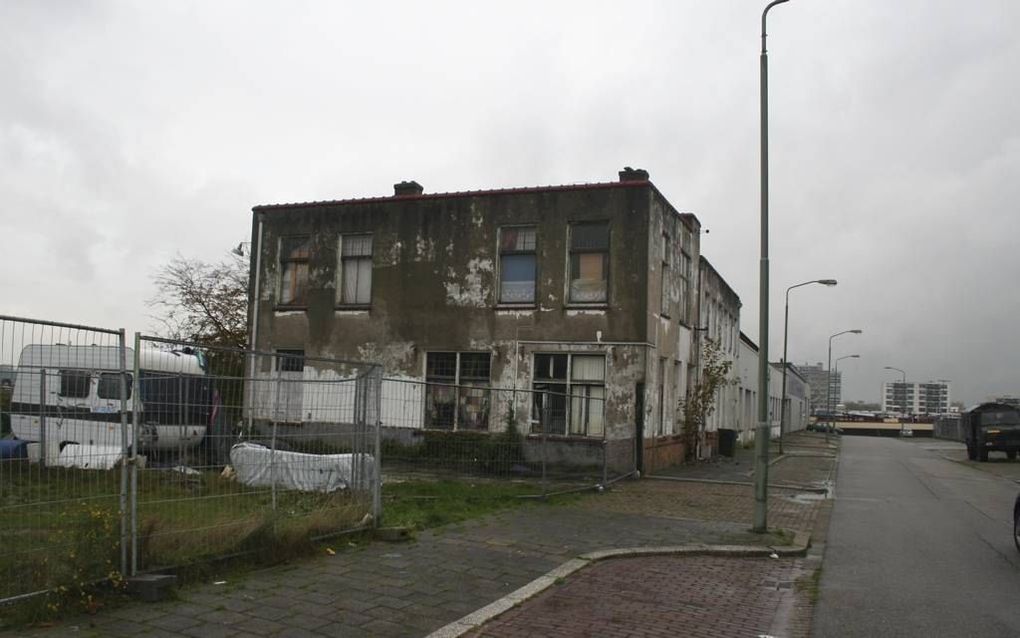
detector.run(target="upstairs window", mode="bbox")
[499,227,537,304]
[569,222,609,303]
[339,234,373,306]
[660,233,670,316]
[279,236,310,306]
[679,252,692,324]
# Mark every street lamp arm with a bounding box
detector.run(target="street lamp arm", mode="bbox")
[762,0,792,53]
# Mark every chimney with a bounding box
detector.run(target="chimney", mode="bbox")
[618,166,649,182]
[394,180,424,197]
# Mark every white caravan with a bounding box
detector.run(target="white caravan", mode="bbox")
[10,345,210,465]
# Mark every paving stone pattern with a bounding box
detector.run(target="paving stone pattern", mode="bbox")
[16,432,835,638]
[470,555,812,638]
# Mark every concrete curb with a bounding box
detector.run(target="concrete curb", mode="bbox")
[426,531,812,638]
[644,474,829,494]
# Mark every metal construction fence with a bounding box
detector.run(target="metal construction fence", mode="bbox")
[0,316,130,606]
[375,378,615,493]
[0,313,625,607]
[933,414,963,441]
[0,315,382,606]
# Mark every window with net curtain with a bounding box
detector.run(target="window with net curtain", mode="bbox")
[569,222,609,303]
[340,234,373,306]
[279,236,310,306]
[531,353,605,437]
[499,227,537,303]
[569,355,606,436]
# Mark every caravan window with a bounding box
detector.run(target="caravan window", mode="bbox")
[139,372,213,426]
[97,372,133,400]
[58,370,91,398]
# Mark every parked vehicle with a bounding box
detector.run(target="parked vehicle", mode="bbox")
[960,402,1020,462]
[9,344,210,465]
[1014,492,1020,552]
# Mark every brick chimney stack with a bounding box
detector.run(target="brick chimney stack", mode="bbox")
[618,167,649,182]
[394,180,424,196]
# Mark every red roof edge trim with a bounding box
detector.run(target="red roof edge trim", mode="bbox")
[252,180,652,212]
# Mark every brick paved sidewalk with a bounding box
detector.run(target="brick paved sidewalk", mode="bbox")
[469,555,812,638]
[652,431,837,490]
[13,433,836,638]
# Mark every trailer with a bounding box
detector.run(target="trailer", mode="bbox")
[8,344,210,466]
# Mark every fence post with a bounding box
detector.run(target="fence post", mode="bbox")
[118,329,129,578]
[601,435,608,489]
[130,332,141,576]
[372,368,382,527]
[270,358,280,513]
[541,395,549,498]
[38,368,46,468]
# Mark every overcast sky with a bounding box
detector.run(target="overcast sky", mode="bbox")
[2,0,1017,405]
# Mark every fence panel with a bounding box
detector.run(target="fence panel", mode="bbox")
[378,380,618,509]
[0,315,129,605]
[130,336,381,574]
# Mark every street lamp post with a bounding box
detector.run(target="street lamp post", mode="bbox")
[826,329,862,443]
[884,366,907,415]
[835,354,860,377]
[779,279,837,454]
[754,0,792,535]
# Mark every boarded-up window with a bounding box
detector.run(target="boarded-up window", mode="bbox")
[280,236,310,306]
[569,223,609,303]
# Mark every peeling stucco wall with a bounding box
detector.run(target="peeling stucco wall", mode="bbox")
[250,185,654,457]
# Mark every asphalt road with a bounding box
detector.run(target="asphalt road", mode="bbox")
[814,436,1020,637]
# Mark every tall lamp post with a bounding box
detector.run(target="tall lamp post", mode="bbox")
[779,279,837,454]
[884,366,907,414]
[835,354,860,377]
[826,329,862,443]
[754,0,792,535]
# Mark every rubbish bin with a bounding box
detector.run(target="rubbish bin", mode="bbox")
[718,429,737,458]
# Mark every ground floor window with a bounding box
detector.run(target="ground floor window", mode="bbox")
[532,353,605,437]
[425,352,491,430]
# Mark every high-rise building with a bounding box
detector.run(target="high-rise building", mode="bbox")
[881,380,951,415]
[798,362,840,413]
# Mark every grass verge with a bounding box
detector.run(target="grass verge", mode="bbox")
[0,468,560,627]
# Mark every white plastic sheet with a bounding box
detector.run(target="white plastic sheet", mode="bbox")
[228,442,374,493]
[55,444,124,470]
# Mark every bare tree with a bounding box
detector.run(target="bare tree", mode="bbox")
[149,252,249,349]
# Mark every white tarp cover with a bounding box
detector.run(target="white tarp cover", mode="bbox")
[229,442,373,493]
[55,444,124,470]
